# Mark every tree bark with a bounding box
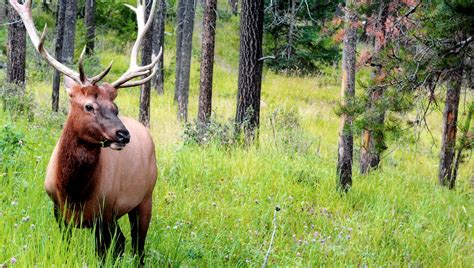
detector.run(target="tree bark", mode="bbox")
[153,0,166,95]
[52,0,67,112]
[139,0,154,127]
[228,0,238,15]
[286,0,296,65]
[197,0,217,129]
[6,1,26,88]
[360,3,388,174]
[336,0,357,192]
[174,0,185,102]
[62,0,78,64]
[84,0,95,55]
[177,0,195,121]
[438,71,463,189]
[235,0,264,142]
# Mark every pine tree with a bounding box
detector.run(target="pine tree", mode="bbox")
[177,0,195,121]
[51,0,67,112]
[197,0,217,130]
[235,0,264,142]
[139,0,154,127]
[337,0,357,192]
[153,0,166,94]
[85,0,96,55]
[6,0,26,88]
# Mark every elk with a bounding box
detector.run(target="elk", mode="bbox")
[9,0,161,263]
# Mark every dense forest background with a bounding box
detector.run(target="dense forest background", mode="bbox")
[0,0,473,266]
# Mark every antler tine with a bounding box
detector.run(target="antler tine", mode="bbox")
[78,46,87,83]
[120,68,157,88]
[8,0,83,85]
[90,61,114,85]
[111,0,159,88]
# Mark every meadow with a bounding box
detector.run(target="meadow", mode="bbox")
[1,5,473,267]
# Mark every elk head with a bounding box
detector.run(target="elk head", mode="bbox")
[9,0,162,150]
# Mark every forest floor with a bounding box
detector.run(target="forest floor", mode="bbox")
[1,8,473,267]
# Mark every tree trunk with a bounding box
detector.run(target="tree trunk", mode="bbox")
[174,0,185,102]
[52,0,67,112]
[438,71,463,189]
[6,1,26,88]
[452,101,473,187]
[177,0,195,121]
[153,0,166,95]
[228,0,238,15]
[235,0,264,142]
[139,0,154,127]
[84,0,95,55]
[336,0,357,192]
[62,0,78,64]
[197,0,217,129]
[286,0,296,65]
[360,3,388,174]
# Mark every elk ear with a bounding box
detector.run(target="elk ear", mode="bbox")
[63,76,78,96]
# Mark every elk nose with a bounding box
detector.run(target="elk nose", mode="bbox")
[116,129,130,144]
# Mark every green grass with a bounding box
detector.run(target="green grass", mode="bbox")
[1,4,473,267]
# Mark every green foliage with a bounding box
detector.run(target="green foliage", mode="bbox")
[263,0,342,74]
[0,124,26,172]
[95,0,138,44]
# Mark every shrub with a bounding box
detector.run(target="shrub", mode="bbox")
[0,82,35,120]
[0,124,26,173]
[269,107,314,155]
[182,116,237,147]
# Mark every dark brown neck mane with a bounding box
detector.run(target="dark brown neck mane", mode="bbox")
[56,118,101,204]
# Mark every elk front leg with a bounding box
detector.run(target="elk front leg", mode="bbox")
[53,203,72,241]
[128,196,152,264]
[94,218,125,260]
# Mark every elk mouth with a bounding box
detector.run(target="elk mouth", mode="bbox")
[101,139,128,151]
[109,141,127,150]
[101,129,130,150]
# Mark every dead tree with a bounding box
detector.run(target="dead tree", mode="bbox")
[438,70,463,189]
[235,0,264,142]
[337,0,357,192]
[197,0,217,129]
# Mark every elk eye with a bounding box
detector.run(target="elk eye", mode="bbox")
[85,104,94,112]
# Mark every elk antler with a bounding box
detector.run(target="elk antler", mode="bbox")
[9,0,113,86]
[111,0,162,88]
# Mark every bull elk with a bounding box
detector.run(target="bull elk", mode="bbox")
[9,0,161,263]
